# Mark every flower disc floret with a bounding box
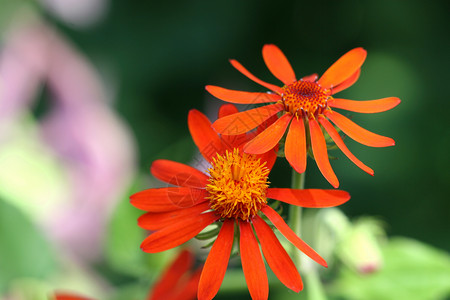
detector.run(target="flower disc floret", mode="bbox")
[206,149,270,221]
[281,80,330,117]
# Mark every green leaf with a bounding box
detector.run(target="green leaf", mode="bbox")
[0,198,56,293]
[331,237,450,300]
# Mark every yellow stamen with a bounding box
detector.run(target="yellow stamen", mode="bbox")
[206,149,270,221]
[280,80,331,118]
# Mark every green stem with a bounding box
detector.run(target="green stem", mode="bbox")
[289,169,327,300]
[289,170,305,267]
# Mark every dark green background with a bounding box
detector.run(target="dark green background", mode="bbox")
[58,0,449,251]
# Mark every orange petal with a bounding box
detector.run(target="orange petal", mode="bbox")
[328,97,401,113]
[188,109,226,161]
[218,103,239,118]
[198,220,234,300]
[138,202,211,230]
[212,103,284,135]
[252,215,303,292]
[309,119,339,188]
[141,211,219,253]
[206,85,280,104]
[166,267,203,300]
[324,110,395,147]
[53,294,93,300]
[149,249,194,300]
[319,116,374,175]
[244,113,292,154]
[151,159,208,188]
[285,117,307,173]
[262,44,296,85]
[331,68,360,94]
[230,59,284,94]
[318,48,367,89]
[261,206,327,267]
[267,188,350,207]
[130,187,207,212]
[239,220,268,300]
[301,73,318,82]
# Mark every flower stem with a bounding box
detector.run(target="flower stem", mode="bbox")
[289,169,305,267]
[289,169,327,300]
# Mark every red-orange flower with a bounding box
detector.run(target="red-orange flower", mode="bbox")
[207,45,401,188]
[52,249,201,300]
[130,105,350,300]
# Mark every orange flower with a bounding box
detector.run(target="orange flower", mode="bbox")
[52,249,201,300]
[207,45,401,187]
[130,105,350,300]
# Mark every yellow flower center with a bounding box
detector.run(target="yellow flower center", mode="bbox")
[206,149,270,221]
[280,80,330,117]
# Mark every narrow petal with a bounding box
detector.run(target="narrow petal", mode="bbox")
[168,267,203,300]
[331,68,360,94]
[188,109,225,161]
[285,117,307,173]
[151,159,208,188]
[230,59,284,94]
[53,294,93,300]
[319,116,374,175]
[252,215,303,292]
[149,249,193,300]
[309,119,339,188]
[262,44,296,85]
[218,104,249,149]
[257,148,278,172]
[324,110,395,147]
[318,48,367,89]
[141,211,219,253]
[267,188,350,207]
[328,97,401,113]
[244,113,292,154]
[212,103,284,135]
[130,187,207,212]
[198,220,234,300]
[206,85,280,104]
[138,202,211,230]
[261,206,327,267]
[301,73,318,82]
[239,220,268,300]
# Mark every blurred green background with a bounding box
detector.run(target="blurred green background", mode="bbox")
[0,0,449,299]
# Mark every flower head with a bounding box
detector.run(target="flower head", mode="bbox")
[207,45,401,187]
[130,105,350,299]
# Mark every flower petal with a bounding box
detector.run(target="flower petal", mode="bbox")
[309,119,339,188]
[324,110,395,147]
[301,73,318,82]
[149,249,194,300]
[138,202,211,230]
[217,104,250,149]
[206,85,280,104]
[212,103,284,135]
[285,117,307,174]
[218,103,239,118]
[267,188,350,207]
[331,68,360,94]
[328,97,401,113]
[252,215,303,292]
[244,113,292,154]
[318,48,367,89]
[53,294,93,300]
[130,187,207,212]
[198,220,234,300]
[188,109,226,161]
[239,220,268,300]
[167,267,203,300]
[141,211,219,253]
[230,59,284,94]
[262,44,296,85]
[151,159,208,188]
[319,116,374,175]
[261,206,327,267]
